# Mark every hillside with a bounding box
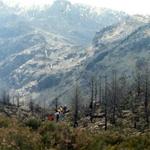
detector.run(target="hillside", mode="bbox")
[0,0,129,102]
[0,0,149,104]
[27,0,128,44]
[0,100,149,150]
[0,0,150,150]
[84,16,150,77]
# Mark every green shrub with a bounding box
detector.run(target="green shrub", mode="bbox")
[0,126,42,150]
[25,118,41,130]
[10,132,38,150]
[0,116,9,128]
[0,115,150,150]
[39,122,69,149]
[118,134,150,150]
[86,131,125,150]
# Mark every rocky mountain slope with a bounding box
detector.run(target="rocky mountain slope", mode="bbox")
[0,0,149,104]
[0,0,129,102]
[24,0,128,45]
[84,16,150,77]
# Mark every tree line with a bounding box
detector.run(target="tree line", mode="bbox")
[73,61,150,130]
[0,61,149,130]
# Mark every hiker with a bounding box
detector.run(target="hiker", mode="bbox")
[63,105,67,113]
[59,111,65,121]
[48,114,54,121]
[55,111,60,122]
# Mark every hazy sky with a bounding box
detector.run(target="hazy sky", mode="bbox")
[2,0,150,15]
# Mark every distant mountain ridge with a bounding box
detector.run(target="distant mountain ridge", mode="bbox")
[26,0,129,44]
[0,0,129,44]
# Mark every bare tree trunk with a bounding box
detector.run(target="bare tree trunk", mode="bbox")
[2,90,10,106]
[42,99,46,120]
[133,69,141,129]
[94,78,98,112]
[112,71,117,125]
[29,98,34,115]
[104,76,108,131]
[55,98,58,112]
[144,66,149,127]
[131,94,137,129]
[16,95,20,108]
[99,76,102,104]
[94,78,97,101]
[137,72,141,97]
[89,77,95,123]
[12,96,15,106]
[73,85,79,128]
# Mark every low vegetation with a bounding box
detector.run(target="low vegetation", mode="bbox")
[0,115,149,150]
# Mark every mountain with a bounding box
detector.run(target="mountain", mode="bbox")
[84,16,150,77]
[0,29,87,98]
[0,0,130,102]
[1,1,150,104]
[0,0,128,45]
[21,0,129,45]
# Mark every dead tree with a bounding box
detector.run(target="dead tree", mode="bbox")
[89,76,95,123]
[94,78,98,102]
[144,64,149,127]
[118,74,129,111]
[104,75,108,130]
[137,72,141,97]
[111,70,117,125]
[29,98,34,115]
[55,98,58,112]
[41,99,46,120]
[16,94,20,108]
[99,76,102,104]
[132,68,142,129]
[73,84,80,128]
[1,90,10,106]
[93,77,98,113]
[12,96,15,106]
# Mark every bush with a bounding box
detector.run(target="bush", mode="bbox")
[0,118,42,150]
[25,118,41,130]
[86,131,123,150]
[0,116,10,128]
[86,131,150,150]
[39,122,94,150]
[39,122,71,149]
[0,115,150,150]
[118,133,150,150]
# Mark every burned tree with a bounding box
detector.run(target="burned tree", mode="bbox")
[104,75,108,130]
[111,70,118,125]
[41,98,47,121]
[132,66,142,129]
[118,74,129,111]
[143,63,149,127]
[16,94,20,108]
[94,78,98,103]
[72,84,81,128]
[89,76,95,123]
[99,76,102,104]
[54,97,58,112]
[29,98,34,115]
[1,90,10,106]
